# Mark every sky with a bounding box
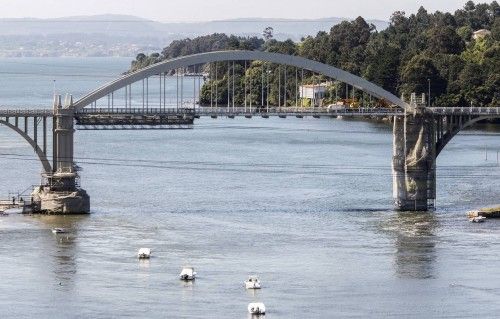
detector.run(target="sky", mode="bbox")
[0,0,470,21]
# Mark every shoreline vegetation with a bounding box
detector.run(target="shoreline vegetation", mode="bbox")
[130,1,499,112]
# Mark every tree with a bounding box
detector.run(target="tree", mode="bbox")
[457,25,473,41]
[400,54,447,102]
[465,0,476,12]
[462,37,492,64]
[390,11,407,27]
[263,27,274,41]
[136,53,146,62]
[492,17,500,41]
[458,63,489,105]
[363,39,401,94]
[433,54,465,93]
[264,39,297,55]
[427,26,465,54]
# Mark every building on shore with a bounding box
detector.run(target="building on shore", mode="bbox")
[299,83,329,106]
[472,29,491,40]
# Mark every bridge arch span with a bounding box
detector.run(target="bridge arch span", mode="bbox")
[0,119,52,173]
[74,50,410,111]
[436,116,491,157]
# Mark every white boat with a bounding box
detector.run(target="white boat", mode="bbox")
[137,248,152,259]
[248,302,266,315]
[179,266,196,281]
[51,228,68,234]
[244,276,261,289]
[469,216,486,223]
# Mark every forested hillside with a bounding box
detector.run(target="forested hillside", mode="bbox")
[131,1,499,107]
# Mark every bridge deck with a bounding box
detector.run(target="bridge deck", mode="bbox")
[0,109,53,117]
[1,106,499,119]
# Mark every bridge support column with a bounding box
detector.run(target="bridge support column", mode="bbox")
[392,108,436,211]
[31,95,90,214]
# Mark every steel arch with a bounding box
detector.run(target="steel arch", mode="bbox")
[74,50,410,111]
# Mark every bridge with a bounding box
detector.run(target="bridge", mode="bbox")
[0,50,498,213]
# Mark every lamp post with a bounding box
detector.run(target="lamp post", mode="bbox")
[427,78,431,107]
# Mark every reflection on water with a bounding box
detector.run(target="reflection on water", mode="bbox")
[382,212,438,279]
[33,215,88,290]
[180,280,195,300]
[138,258,151,269]
[246,288,260,299]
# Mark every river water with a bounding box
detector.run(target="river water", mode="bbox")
[0,58,499,318]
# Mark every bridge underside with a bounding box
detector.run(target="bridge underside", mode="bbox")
[75,108,195,128]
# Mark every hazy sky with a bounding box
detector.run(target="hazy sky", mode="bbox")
[0,0,469,21]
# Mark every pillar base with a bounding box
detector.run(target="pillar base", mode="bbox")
[392,110,436,213]
[394,199,433,211]
[31,186,90,214]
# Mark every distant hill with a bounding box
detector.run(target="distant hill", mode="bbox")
[0,14,389,57]
[0,14,389,39]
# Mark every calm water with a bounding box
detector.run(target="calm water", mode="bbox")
[0,58,499,318]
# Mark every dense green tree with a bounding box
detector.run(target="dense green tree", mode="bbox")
[492,17,500,40]
[427,26,465,54]
[400,55,447,102]
[264,39,297,55]
[363,38,401,94]
[457,25,474,41]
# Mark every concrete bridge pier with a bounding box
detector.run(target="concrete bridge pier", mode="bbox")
[392,107,436,211]
[31,95,90,214]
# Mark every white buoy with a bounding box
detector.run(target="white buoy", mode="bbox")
[248,302,266,315]
[244,276,261,289]
[179,266,196,281]
[137,248,152,259]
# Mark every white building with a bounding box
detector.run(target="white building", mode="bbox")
[299,83,328,100]
[473,29,491,40]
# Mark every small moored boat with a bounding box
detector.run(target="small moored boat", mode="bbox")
[469,216,486,223]
[51,228,68,234]
[137,248,152,259]
[244,276,261,289]
[179,266,196,281]
[248,302,266,315]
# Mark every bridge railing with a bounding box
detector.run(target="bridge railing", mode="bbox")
[75,107,196,115]
[77,106,404,116]
[191,106,404,116]
[0,109,53,117]
[429,106,500,115]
